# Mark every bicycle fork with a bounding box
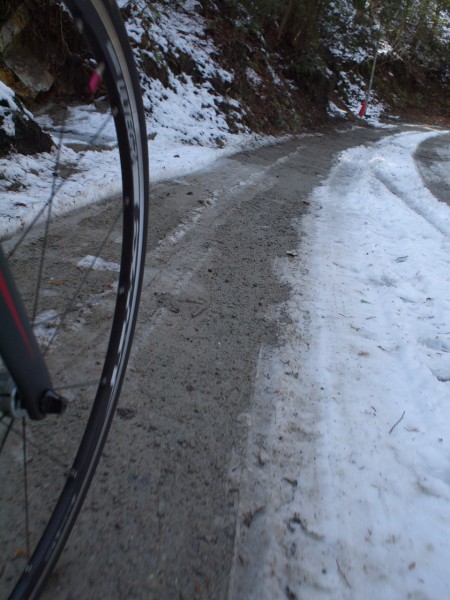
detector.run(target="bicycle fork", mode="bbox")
[0,245,67,420]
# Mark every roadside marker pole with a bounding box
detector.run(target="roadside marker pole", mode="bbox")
[359,39,379,117]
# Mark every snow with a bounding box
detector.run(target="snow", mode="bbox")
[328,101,347,118]
[246,67,263,87]
[0,80,35,139]
[241,128,450,599]
[322,1,374,64]
[77,255,121,272]
[0,81,20,137]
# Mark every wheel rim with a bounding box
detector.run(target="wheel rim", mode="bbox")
[0,1,148,597]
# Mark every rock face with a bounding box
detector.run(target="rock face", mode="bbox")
[0,2,55,99]
[0,1,55,155]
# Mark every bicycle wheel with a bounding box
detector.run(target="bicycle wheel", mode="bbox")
[0,0,148,597]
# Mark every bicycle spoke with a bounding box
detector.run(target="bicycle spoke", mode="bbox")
[42,207,122,356]
[6,110,114,261]
[0,418,71,471]
[31,124,66,323]
[51,110,113,199]
[22,418,31,558]
[0,416,13,453]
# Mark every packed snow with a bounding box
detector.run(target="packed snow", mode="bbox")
[236,129,450,599]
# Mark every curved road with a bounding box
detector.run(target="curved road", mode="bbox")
[41,125,449,599]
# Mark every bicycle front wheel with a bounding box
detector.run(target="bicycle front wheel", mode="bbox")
[0,0,148,597]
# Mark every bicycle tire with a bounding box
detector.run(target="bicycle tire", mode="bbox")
[0,0,148,598]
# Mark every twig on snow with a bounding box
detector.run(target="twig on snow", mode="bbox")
[336,559,351,589]
[389,410,405,434]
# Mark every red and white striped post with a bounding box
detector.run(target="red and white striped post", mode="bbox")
[359,39,379,117]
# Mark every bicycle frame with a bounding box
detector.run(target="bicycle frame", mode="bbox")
[0,244,54,420]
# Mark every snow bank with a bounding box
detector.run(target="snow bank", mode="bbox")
[240,128,450,599]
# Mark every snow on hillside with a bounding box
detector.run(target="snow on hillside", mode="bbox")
[122,0,249,146]
[0,0,270,239]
